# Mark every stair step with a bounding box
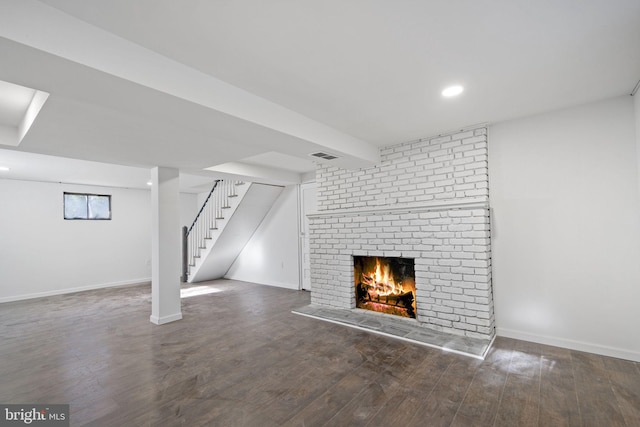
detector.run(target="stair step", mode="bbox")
[188,182,285,282]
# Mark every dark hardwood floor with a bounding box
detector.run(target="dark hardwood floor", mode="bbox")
[1,280,639,426]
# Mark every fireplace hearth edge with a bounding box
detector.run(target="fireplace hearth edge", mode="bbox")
[292,304,493,359]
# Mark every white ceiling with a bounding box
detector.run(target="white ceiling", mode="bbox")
[0,148,216,193]
[0,0,639,189]
[0,80,34,127]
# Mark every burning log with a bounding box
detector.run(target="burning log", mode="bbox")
[356,282,415,318]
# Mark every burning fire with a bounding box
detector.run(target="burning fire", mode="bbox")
[361,258,405,297]
[356,256,416,318]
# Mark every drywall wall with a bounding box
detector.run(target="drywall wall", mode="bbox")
[179,193,198,233]
[0,179,197,301]
[225,185,300,289]
[180,191,199,229]
[489,95,640,361]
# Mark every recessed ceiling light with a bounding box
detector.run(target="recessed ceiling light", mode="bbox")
[0,166,10,171]
[146,181,152,186]
[442,85,464,97]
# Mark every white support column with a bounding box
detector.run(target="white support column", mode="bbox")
[150,167,182,325]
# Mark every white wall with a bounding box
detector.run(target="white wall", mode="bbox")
[489,96,640,361]
[225,185,300,289]
[180,191,198,230]
[0,179,197,302]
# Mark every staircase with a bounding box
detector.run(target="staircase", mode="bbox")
[183,180,283,283]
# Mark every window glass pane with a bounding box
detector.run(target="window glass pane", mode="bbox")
[88,195,111,219]
[64,194,88,219]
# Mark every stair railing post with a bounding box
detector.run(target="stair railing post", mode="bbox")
[181,226,188,283]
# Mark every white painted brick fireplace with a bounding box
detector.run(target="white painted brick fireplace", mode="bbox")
[308,126,495,340]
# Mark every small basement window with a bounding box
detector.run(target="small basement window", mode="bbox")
[64,192,111,220]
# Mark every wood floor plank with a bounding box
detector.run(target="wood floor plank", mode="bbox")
[282,372,376,426]
[538,347,581,427]
[492,340,542,427]
[603,356,640,427]
[571,351,628,427]
[451,337,515,426]
[452,365,507,425]
[408,356,482,427]
[1,280,639,427]
[366,346,453,426]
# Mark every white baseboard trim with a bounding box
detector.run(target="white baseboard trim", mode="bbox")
[497,327,640,362]
[0,278,151,303]
[150,312,183,325]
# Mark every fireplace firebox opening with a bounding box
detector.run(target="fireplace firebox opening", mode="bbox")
[354,256,416,319]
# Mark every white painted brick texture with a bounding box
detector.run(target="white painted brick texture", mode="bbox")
[316,128,488,212]
[309,126,494,340]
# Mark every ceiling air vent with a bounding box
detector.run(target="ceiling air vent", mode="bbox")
[309,152,339,161]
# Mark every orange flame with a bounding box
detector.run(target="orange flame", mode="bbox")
[362,258,404,297]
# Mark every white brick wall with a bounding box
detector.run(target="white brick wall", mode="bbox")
[316,128,489,211]
[310,126,495,340]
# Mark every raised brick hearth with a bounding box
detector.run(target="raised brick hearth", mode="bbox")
[308,126,495,340]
